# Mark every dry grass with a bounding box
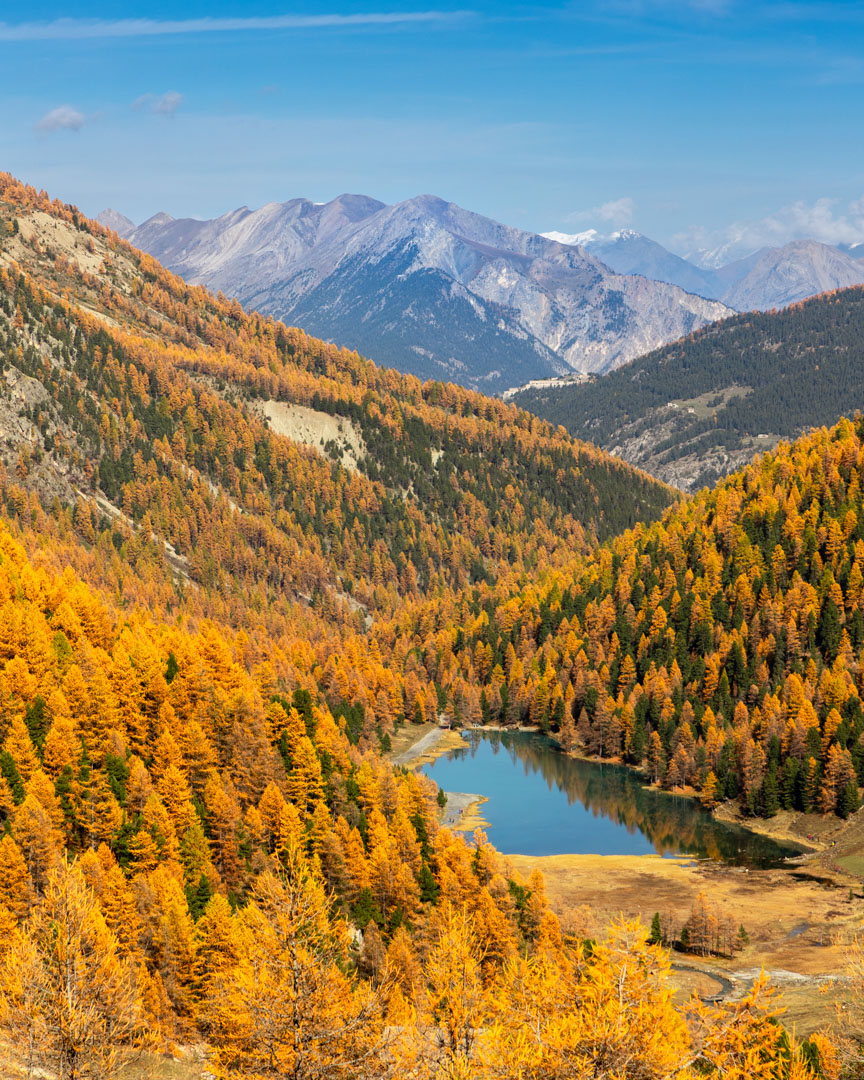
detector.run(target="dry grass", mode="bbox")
[0,1043,210,1080]
[508,850,853,1034]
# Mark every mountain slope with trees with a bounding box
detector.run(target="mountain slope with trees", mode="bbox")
[513,285,864,490]
[410,415,864,826]
[0,174,836,1078]
[0,174,675,633]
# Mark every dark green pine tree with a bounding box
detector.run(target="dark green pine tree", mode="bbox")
[418,861,440,904]
[0,751,25,805]
[352,886,384,928]
[838,780,860,820]
[761,764,780,817]
[186,872,214,920]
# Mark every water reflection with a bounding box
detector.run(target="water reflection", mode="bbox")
[423,730,802,867]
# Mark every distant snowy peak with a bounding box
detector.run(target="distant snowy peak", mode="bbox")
[541,229,601,247]
[683,240,763,270]
[541,227,643,248]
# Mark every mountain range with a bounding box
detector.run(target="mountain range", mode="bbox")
[545,228,864,311]
[98,196,731,393]
[101,195,864,393]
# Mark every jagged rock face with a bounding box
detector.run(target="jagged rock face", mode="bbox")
[123,194,731,392]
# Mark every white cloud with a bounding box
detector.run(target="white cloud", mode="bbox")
[153,92,184,116]
[676,195,864,263]
[0,11,472,41]
[133,92,185,117]
[567,196,635,230]
[35,105,86,133]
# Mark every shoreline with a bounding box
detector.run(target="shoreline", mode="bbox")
[465,723,542,734]
[395,719,861,885]
[389,723,466,767]
[387,724,488,832]
[466,723,856,867]
[440,791,490,832]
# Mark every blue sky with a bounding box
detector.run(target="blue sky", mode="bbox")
[4,1,864,252]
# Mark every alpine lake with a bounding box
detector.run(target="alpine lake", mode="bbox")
[423,730,804,868]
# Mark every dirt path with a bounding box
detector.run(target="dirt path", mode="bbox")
[393,727,447,765]
[670,961,734,1003]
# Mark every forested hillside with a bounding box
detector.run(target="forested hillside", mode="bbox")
[0,173,830,1078]
[0,174,673,630]
[513,287,864,490]
[413,417,864,824]
[0,505,835,1079]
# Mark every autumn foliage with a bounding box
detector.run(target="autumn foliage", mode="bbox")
[0,172,848,1078]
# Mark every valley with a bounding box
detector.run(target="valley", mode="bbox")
[8,2,864,1076]
[0,172,862,1079]
[394,723,859,1036]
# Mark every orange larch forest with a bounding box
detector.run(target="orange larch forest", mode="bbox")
[0,172,850,1078]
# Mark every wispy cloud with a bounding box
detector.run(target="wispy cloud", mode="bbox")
[35,105,86,133]
[675,195,864,262]
[0,11,472,42]
[567,196,635,229]
[134,91,185,117]
[597,0,734,15]
[153,91,184,116]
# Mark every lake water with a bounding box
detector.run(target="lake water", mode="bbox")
[423,730,803,867]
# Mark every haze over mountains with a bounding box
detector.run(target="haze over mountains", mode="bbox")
[545,228,864,311]
[99,195,730,393]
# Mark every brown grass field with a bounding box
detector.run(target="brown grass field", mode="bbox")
[508,848,854,1035]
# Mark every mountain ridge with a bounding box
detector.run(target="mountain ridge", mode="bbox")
[511,282,864,491]
[100,195,731,392]
[543,228,864,312]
